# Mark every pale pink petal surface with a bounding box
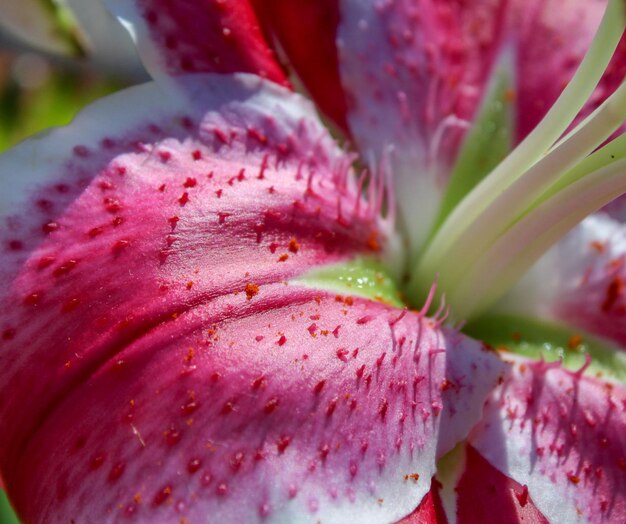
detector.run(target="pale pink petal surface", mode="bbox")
[469,355,626,523]
[499,213,626,348]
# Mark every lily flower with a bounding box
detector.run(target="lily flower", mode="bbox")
[1,0,626,522]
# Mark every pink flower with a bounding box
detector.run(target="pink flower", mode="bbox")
[1,0,625,522]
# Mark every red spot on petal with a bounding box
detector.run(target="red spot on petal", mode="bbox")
[230,451,245,472]
[153,485,172,506]
[515,485,529,507]
[164,426,181,446]
[251,375,265,390]
[379,398,388,420]
[187,458,202,474]
[288,238,300,253]
[62,298,81,313]
[245,283,260,300]
[88,226,104,238]
[37,256,56,269]
[178,192,190,206]
[314,380,326,394]
[221,401,235,415]
[277,435,291,454]
[23,292,42,306]
[112,239,130,255]
[326,397,338,417]
[88,454,105,471]
[181,399,199,415]
[42,221,59,234]
[264,397,279,414]
[52,259,78,278]
[336,348,349,362]
[104,198,123,213]
[108,463,126,483]
[2,328,16,341]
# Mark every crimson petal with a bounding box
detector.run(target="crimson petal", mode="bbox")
[105,0,287,85]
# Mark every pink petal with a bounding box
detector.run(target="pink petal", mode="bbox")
[105,0,287,84]
[0,73,503,522]
[258,0,626,148]
[0,72,367,514]
[255,1,626,254]
[7,292,502,523]
[255,0,507,252]
[500,213,626,349]
[332,0,507,251]
[469,355,626,523]
[456,445,548,524]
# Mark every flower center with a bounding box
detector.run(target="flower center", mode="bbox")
[411,0,626,320]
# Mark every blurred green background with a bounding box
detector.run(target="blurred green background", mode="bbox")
[0,49,121,153]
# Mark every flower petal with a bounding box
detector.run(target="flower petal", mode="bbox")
[8,291,502,523]
[469,355,626,523]
[338,0,508,253]
[498,213,626,348]
[257,0,626,256]
[0,71,367,513]
[456,444,548,523]
[0,73,503,522]
[256,0,509,253]
[252,0,349,132]
[104,0,287,84]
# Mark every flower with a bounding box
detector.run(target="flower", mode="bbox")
[1,0,625,523]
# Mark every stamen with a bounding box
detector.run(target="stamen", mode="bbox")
[412,0,626,318]
[431,50,515,234]
[423,78,626,298]
[449,157,626,319]
[426,0,625,255]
